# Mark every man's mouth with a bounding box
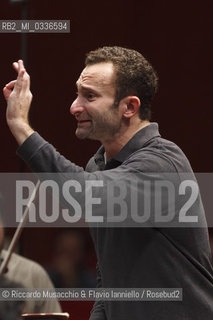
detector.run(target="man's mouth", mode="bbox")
[77,120,92,126]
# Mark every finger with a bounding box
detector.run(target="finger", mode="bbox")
[16,60,25,82]
[3,86,12,101]
[16,60,31,92]
[12,60,30,94]
[13,64,25,93]
[14,69,31,92]
[5,80,16,90]
[18,59,25,74]
[12,60,25,73]
[12,62,19,73]
[3,80,16,101]
[12,60,24,76]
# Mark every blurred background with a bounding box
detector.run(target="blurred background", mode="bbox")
[0,0,213,318]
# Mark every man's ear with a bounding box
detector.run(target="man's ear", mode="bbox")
[120,96,141,119]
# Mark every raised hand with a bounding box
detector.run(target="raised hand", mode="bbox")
[3,60,34,145]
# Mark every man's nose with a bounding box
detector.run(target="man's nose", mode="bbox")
[70,99,84,116]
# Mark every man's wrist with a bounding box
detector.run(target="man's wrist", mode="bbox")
[8,120,35,145]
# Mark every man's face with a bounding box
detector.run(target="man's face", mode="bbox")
[70,62,122,142]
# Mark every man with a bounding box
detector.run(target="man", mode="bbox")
[0,216,62,313]
[3,46,213,319]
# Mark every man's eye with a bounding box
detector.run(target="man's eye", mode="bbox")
[87,93,96,100]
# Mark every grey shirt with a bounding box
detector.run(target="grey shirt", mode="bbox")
[17,123,213,319]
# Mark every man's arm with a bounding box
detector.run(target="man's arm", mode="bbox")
[3,60,34,145]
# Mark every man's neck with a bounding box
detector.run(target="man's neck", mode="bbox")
[103,120,150,161]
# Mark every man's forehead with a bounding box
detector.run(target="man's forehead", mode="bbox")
[77,62,115,87]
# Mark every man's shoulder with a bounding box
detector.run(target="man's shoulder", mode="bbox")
[85,129,192,174]
[1,249,50,280]
[125,136,192,173]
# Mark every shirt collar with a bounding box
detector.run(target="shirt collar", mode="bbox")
[94,122,161,170]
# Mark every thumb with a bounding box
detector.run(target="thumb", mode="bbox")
[3,86,11,102]
[3,80,16,101]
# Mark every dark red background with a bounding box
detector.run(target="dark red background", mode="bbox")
[0,0,213,319]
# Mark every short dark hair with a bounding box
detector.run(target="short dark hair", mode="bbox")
[85,46,158,120]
